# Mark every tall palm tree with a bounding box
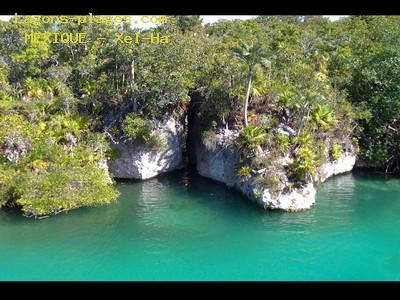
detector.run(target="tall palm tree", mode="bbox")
[232,40,272,127]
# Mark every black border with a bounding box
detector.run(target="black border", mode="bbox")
[1,0,400,15]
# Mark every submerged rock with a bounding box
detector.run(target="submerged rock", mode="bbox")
[107,115,185,180]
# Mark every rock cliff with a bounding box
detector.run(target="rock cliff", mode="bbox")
[195,128,356,211]
[107,115,185,180]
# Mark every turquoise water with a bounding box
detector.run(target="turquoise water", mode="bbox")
[1,170,400,281]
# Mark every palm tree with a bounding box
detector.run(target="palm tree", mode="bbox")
[232,40,272,127]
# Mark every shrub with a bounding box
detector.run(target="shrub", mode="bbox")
[14,165,119,218]
[123,113,152,143]
[0,112,119,217]
[349,49,400,171]
[256,114,278,128]
[352,137,360,154]
[362,144,389,167]
[250,152,270,170]
[292,132,313,148]
[275,133,291,153]
[27,160,48,172]
[311,105,336,131]
[238,165,251,177]
[0,166,17,207]
[263,173,281,187]
[330,144,344,161]
[238,125,269,150]
[122,114,168,153]
[106,147,120,160]
[288,146,319,182]
[48,114,86,143]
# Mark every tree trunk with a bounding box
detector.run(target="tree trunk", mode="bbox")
[243,66,254,127]
[297,103,309,136]
[131,59,137,112]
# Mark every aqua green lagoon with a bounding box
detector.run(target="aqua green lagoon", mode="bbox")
[1,171,400,281]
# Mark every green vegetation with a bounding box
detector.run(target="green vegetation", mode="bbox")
[0,113,118,217]
[122,113,167,152]
[311,105,336,131]
[349,48,400,171]
[289,146,319,182]
[330,144,344,161]
[275,133,291,154]
[237,125,269,151]
[123,113,152,143]
[15,165,117,217]
[257,172,283,196]
[238,165,252,178]
[2,15,400,216]
[231,40,273,127]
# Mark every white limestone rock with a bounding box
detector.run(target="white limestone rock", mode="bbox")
[195,129,356,212]
[108,116,185,180]
[260,183,316,211]
[196,129,240,187]
[319,152,357,183]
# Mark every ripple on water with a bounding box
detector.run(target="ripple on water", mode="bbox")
[1,171,400,280]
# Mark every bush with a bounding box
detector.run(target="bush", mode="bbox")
[238,125,269,150]
[0,166,17,207]
[292,132,313,148]
[238,165,251,177]
[330,144,344,161]
[349,49,400,171]
[123,113,152,143]
[288,146,319,182]
[362,144,389,167]
[106,147,120,160]
[275,133,291,153]
[0,112,119,217]
[352,137,360,154]
[311,105,336,131]
[14,165,118,218]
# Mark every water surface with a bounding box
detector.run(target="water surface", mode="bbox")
[1,170,400,281]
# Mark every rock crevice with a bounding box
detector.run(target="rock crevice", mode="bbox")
[106,94,356,211]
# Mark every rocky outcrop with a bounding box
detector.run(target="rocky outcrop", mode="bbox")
[195,129,356,211]
[319,152,357,183]
[107,115,185,180]
[195,129,240,187]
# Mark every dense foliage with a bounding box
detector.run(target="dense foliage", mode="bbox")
[1,15,400,216]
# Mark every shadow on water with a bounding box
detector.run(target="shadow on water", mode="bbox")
[3,168,400,280]
[0,168,362,224]
[1,169,398,238]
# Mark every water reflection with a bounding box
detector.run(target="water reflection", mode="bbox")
[319,173,357,202]
[2,171,400,280]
